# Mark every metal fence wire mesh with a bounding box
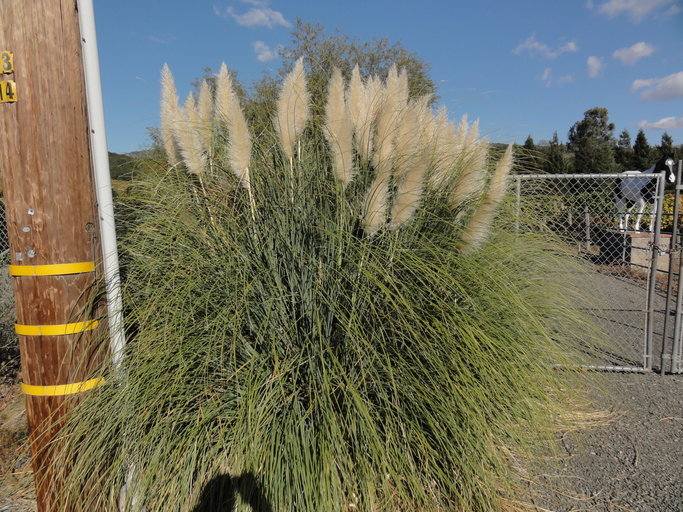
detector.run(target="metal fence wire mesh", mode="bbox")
[510,173,672,371]
[0,201,7,256]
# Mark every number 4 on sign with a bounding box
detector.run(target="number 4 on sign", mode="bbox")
[0,80,17,103]
[1,51,13,74]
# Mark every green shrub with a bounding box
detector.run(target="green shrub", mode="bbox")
[52,62,597,512]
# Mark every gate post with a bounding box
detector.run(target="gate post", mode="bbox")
[644,172,666,370]
[660,160,682,374]
[670,160,683,373]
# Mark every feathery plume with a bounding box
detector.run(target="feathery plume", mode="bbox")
[347,65,380,164]
[197,80,213,152]
[459,144,513,254]
[393,99,420,179]
[453,114,469,156]
[215,63,235,127]
[347,65,364,132]
[324,68,355,185]
[449,137,489,207]
[275,57,310,160]
[426,108,455,189]
[363,176,390,236]
[389,155,427,230]
[176,93,207,177]
[227,91,252,189]
[160,64,180,166]
[372,66,404,176]
[464,118,480,150]
[390,107,428,230]
[396,68,409,109]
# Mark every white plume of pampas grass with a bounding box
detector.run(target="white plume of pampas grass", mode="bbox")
[324,68,355,185]
[396,69,409,108]
[459,144,513,254]
[362,176,390,236]
[372,66,403,177]
[347,65,364,133]
[449,119,488,207]
[275,57,310,161]
[426,108,456,189]
[392,97,420,179]
[347,65,380,164]
[215,63,235,127]
[453,114,469,156]
[197,80,214,153]
[160,64,180,166]
[389,101,428,230]
[214,63,252,189]
[226,91,253,191]
[176,93,207,177]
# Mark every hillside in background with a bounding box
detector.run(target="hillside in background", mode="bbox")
[108,152,137,180]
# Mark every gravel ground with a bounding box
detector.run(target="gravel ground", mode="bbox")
[526,372,683,512]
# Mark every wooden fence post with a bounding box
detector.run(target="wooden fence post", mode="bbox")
[0,1,107,508]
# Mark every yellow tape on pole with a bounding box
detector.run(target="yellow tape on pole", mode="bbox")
[15,320,99,336]
[21,377,105,396]
[9,261,95,277]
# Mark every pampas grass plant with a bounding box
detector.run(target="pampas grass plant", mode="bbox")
[50,62,599,512]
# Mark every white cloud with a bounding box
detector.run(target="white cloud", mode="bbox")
[561,41,578,53]
[638,116,683,130]
[664,4,682,15]
[631,71,683,101]
[631,78,655,90]
[148,34,176,44]
[557,74,575,85]
[239,0,269,5]
[597,0,680,21]
[613,42,656,65]
[537,68,574,87]
[513,35,579,60]
[214,5,291,28]
[253,40,280,62]
[587,56,604,77]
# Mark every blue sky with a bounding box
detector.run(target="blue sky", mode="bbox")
[93,0,683,154]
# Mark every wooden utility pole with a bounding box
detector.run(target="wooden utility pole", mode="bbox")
[0,1,107,508]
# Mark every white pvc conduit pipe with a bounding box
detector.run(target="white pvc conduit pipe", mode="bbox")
[77,0,126,368]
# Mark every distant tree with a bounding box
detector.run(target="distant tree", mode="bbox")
[544,132,569,174]
[618,129,631,149]
[108,152,137,180]
[633,129,653,169]
[615,129,634,170]
[567,107,617,173]
[520,135,542,171]
[659,132,674,158]
[273,19,437,118]
[243,19,437,136]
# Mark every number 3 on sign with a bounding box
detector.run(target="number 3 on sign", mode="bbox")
[0,80,17,103]
[1,51,13,74]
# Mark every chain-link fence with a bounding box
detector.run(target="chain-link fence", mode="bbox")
[510,172,672,371]
[0,202,8,255]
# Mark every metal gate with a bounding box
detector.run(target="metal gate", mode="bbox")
[510,170,680,372]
